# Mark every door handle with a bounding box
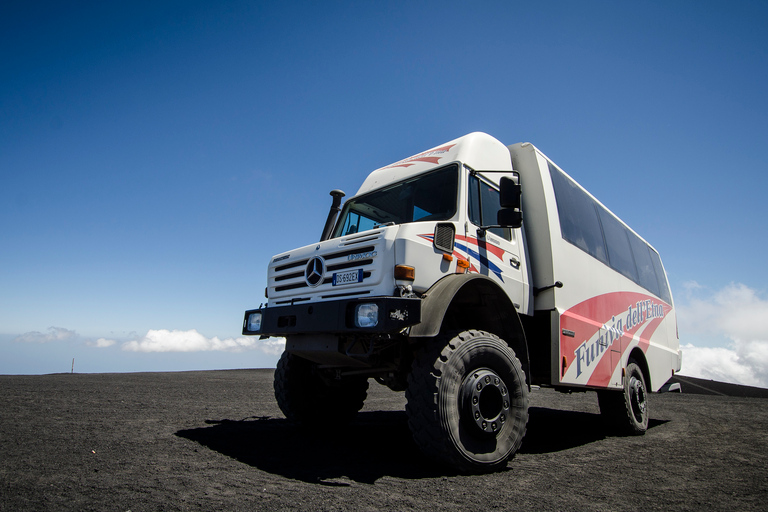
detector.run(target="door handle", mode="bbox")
[509,257,520,269]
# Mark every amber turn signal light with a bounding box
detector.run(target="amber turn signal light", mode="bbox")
[394,265,415,280]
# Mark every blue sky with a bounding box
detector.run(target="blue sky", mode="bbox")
[2,1,768,385]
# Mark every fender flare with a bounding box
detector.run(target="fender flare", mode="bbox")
[410,273,531,381]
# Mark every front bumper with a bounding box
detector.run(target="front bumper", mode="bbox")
[242,297,421,336]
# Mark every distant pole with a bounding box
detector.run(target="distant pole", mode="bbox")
[71,358,75,374]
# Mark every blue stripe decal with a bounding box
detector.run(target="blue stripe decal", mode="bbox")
[454,241,505,282]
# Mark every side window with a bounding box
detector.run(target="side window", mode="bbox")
[468,174,511,240]
[648,248,673,304]
[598,208,639,282]
[628,232,661,297]
[550,162,673,303]
[549,163,608,264]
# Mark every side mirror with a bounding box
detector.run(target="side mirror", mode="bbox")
[499,176,521,209]
[498,208,523,228]
[497,176,523,228]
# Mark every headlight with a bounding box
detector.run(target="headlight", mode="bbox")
[354,303,379,328]
[246,312,263,332]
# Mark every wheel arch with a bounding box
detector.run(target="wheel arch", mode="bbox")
[627,347,651,390]
[410,274,531,382]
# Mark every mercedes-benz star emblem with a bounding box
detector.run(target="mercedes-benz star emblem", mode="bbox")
[305,256,325,287]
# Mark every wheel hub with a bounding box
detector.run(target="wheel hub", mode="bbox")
[461,368,510,434]
[629,376,647,420]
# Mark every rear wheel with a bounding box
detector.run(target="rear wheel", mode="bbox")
[598,360,649,434]
[406,330,529,473]
[274,351,368,426]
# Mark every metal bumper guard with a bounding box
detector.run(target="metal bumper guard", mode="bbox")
[242,297,421,336]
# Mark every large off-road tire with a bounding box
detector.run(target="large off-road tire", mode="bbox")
[274,351,369,426]
[406,330,529,473]
[597,360,649,435]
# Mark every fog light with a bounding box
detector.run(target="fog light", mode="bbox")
[355,303,379,328]
[246,312,263,332]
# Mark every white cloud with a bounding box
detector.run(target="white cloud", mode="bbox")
[677,282,768,388]
[680,344,765,387]
[13,327,78,343]
[258,336,287,356]
[121,329,285,355]
[89,338,117,348]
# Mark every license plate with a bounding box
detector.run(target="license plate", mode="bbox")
[332,269,363,286]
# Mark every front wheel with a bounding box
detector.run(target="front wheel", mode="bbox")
[274,351,369,426]
[406,330,529,473]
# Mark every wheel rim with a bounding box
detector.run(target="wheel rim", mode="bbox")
[629,375,647,423]
[461,368,510,435]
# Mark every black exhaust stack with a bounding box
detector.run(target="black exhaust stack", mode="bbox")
[320,189,345,241]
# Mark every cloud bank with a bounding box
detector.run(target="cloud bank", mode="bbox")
[677,282,768,388]
[11,282,767,388]
[13,327,78,343]
[121,329,285,355]
[12,326,285,357]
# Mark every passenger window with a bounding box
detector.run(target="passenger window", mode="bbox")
[649,248,673,304]
[549,163,608,264]
[628,233,661,297]
[549,161,673,303]
[598,208,638,282]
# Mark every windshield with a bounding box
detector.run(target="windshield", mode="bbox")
[333,164,459,237]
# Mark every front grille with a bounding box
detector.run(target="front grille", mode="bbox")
[327,258,374,272]
[274,270,304,282]
[275,259,307,272]
[271,233,383,295]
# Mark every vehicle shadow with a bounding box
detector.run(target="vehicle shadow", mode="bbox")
[520,407,668,455]
[175,408,668,483]
[177,411,441,484]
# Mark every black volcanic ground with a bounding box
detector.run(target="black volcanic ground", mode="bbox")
[1,369,766,511]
